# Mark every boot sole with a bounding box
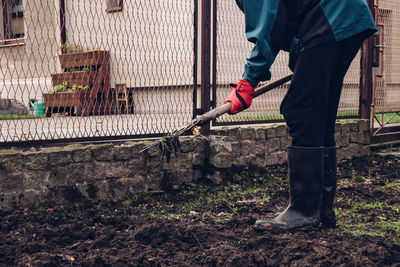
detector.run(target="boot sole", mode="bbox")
[255,220,321,233]
[320,209,337,228]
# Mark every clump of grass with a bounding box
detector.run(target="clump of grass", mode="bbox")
[119,168,284,221]
[336,168,400,244]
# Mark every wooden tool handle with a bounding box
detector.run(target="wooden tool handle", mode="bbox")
[196,74,293,124]
[253,74,293,98]
[141,74,294,152]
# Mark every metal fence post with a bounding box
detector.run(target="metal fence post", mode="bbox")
[360,0,375,120]
[211,0,217,111]
[60,0,66,44]
[201,0,212,135]
[193,0,199,120]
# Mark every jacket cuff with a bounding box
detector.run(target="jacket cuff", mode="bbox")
[242,74,259,88]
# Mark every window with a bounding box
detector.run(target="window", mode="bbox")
[106,0,123,13]
[1,0,24,45]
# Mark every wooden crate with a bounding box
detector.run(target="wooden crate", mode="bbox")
[51,70,98,87]
[59,50,109,69]
[45,51,111,116]
[43,91,84,116]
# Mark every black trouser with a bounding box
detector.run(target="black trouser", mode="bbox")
[281,33,368,147]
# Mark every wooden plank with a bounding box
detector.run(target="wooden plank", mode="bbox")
[43,92,84,108]
[51,70,98,87]
[102,72,112,115]
[85,51,110,115]
[59,51,109,69]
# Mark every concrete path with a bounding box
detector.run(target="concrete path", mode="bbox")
[0,113,193,143]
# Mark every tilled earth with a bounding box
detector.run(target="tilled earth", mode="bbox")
[1,153,400,266]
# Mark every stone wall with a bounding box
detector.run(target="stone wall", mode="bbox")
[0,120,370,206]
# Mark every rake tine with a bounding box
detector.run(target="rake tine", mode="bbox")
[140,142,161,153]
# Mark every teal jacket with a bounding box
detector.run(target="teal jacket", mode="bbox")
[235,0,377,87]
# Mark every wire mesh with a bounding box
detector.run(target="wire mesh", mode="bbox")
[213,0,362,125]
[373,0,400,112]
[0,0,195,143]
[3,0,399,143]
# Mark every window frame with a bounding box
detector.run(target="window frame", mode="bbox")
[106,0,123,13]
[1,0,25,46]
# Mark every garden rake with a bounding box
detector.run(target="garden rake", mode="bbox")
[140,74,293,155]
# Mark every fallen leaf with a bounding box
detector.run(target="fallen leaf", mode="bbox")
[57,255,75,263]
[190,210,199,215]
[192,126,210,141]
[46,206,63,212]
[147,199,157,206]
[246,198,257,203]
[65,255,75,262]
[238,198,257,204]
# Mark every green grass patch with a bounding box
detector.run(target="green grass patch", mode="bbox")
[337,197,400,243]
[120,169,284,221]
[229,109,359,122]
[376,221,400,236]
[379,180,400,189]
[342,221,400,241]
[236,111,359,121]
[0,114,44,120]
[350,226,386,237]
[231,113,284,122]
[373,112,400,125]
[337,109,359,118]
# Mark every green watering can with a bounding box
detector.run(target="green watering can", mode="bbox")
[31,99,45,116]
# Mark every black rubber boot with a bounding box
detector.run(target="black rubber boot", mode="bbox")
[320,147,338,228]
[255,146,324,232]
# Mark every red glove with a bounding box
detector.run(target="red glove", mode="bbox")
[224,79,255,115]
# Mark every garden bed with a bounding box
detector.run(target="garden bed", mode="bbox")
[1,153,399,266]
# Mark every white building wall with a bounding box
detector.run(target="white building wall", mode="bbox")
[2,0,399,114]
[0,0,60,106]
[65,0,195,88]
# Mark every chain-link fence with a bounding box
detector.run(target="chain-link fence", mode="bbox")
[213,0,291,124]
[1,0,398,144]
[1,0,195,143]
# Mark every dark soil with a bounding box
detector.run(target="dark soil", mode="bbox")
[1,153,400,266]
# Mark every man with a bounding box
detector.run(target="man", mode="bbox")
[224,0,377,231]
